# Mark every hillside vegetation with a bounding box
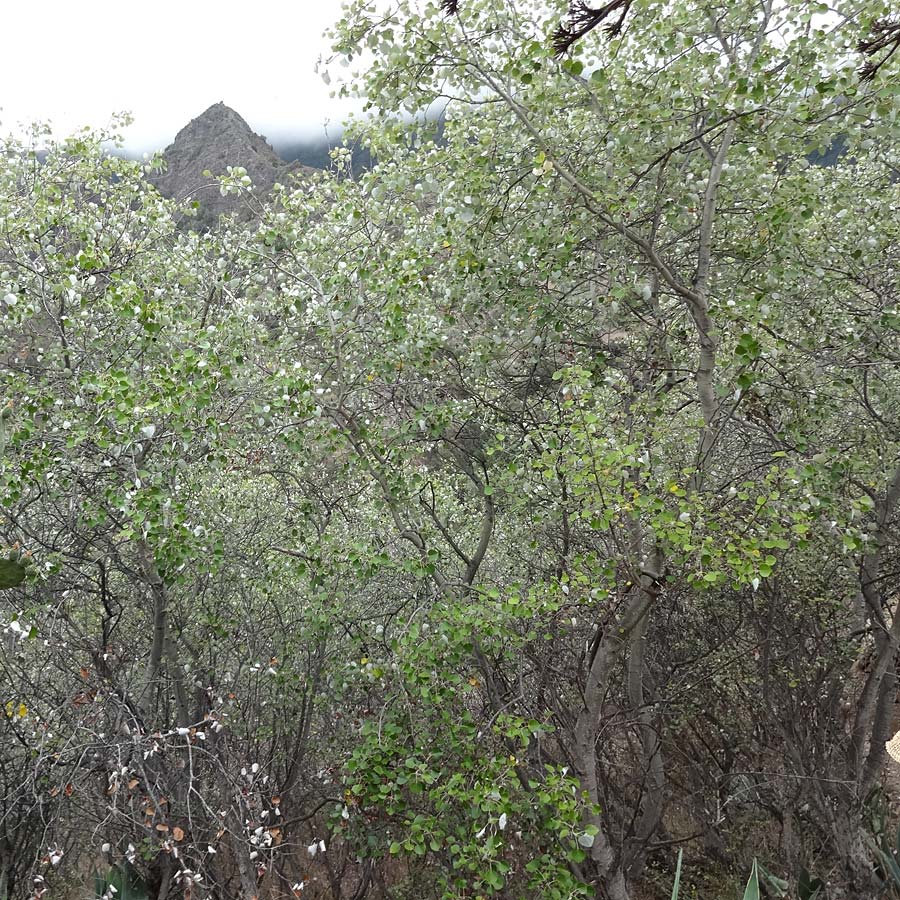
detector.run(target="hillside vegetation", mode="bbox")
[1,1,899,898]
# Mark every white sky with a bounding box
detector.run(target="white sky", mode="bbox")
[2,0,363,154]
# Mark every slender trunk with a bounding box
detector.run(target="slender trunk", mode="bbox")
[137,541,167,719]
[862,671,897,791]
[164,629,192,728]
[622,612,665,881]
[848,463,900,787]
[573,555,663,899]
[830,804,879,895]
[151,854,174,900]
[228,807,260,900]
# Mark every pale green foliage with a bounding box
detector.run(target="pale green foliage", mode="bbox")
[0,1,899,899]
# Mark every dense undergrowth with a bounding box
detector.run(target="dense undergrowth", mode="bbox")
[2,1,900,898]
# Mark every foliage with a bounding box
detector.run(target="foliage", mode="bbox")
[93,865,150,900]
[0,1,899,899]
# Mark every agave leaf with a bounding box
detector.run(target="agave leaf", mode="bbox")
[670,848,683,900]
[868,832,900,888]
[879,847,900,886]
[757,861,789,897]
[798,866,826,900]
[742,859,760,900]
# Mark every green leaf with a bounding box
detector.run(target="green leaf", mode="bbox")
[742,859,760,900]
[797,867,825,900]
[670,849,683,900]
[0,559,27,589]
[757,861,788,897]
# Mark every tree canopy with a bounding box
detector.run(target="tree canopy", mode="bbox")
[1,2,900,899]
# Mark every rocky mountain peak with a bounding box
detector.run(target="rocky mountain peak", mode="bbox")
[149,102,312,228]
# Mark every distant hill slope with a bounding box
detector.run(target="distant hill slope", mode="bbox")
[275,136,373,176]
[148,102,316,229]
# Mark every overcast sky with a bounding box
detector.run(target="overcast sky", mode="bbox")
[3,0,363,154]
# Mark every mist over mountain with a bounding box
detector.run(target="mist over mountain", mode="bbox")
[147,103,317,229]
[144,102,379,229]
[272,135,373,174]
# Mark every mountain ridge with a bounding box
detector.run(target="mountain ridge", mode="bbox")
[148,102,317,229]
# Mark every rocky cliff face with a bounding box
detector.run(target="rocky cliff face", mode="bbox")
[149,102,314,229]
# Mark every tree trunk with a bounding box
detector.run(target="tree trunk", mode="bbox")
[574,559,663,899]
